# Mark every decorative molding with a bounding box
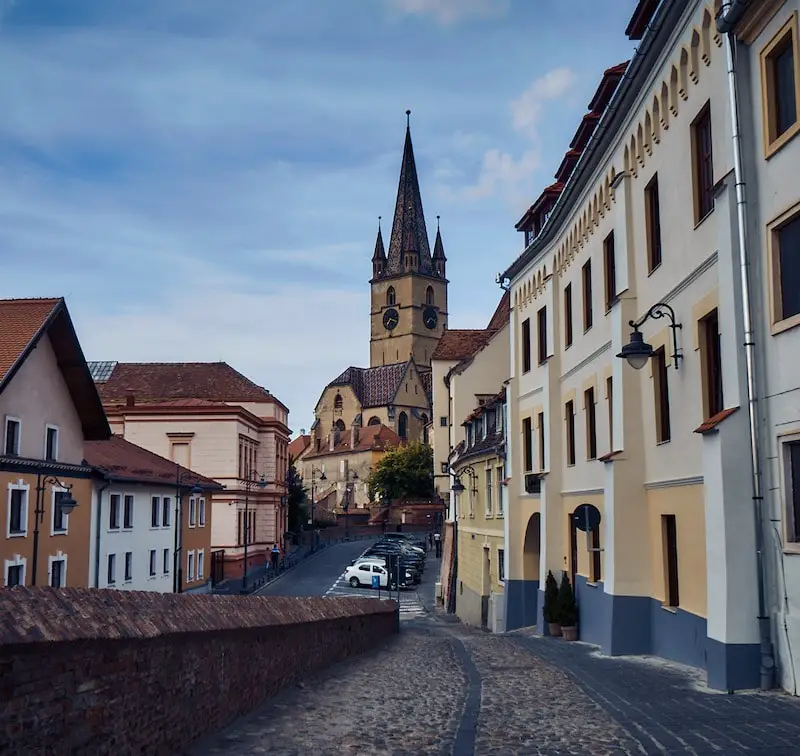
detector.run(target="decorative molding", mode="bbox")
[644,475,704,490]
[561,487,605,497]
[561,342,612,382]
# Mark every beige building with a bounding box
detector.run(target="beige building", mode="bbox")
[88,362,290,581]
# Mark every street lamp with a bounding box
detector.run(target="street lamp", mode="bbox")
[240,469,267,593]
[174,464,204,594]
[32,474,77,586]
[450,465,477,497]
[444,464,477,615]
[617,302,683,371]
[309,466,326,552]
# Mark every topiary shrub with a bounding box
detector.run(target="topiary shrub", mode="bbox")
[542,570,559,624]
[556,571,578,627]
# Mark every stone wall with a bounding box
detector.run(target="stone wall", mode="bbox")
[0,587,398,754]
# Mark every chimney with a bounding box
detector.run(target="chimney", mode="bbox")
[329,431,338,452]
[125,390,135,407]
[350,424,359,449]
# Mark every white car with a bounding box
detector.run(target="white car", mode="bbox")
[345,560,403,589]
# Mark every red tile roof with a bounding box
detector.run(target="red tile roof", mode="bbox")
[328,362,409,409]
[431,330,493,362]
[515,182,565,231]
[694,407,739,435]
[0,298,60,384]
[569,113,601,151]
[288,434,311,461]
[625,0,660,40]
[486,291,511,331]
[93,362,280,406]
[84,435,223,489]
[555,149,583,183]
[304,424,401,459]
[588,61,629,113]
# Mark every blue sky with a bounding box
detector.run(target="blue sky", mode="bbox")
[0,0,637,433]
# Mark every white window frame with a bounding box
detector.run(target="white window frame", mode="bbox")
[48,551,68,588]
[50,485,70,536]
[198,497,206,527]
[44,424,59,462]
[124,551,133,583]
[107,553,117,586]
[109,493,121,530]
[781,430,800,549]
[162,497,171,528]
[3,416,21,456]
[123,494,134,530]
[149,549,157,578]
[163,547,170,574]
[6,480,29,538]
[485,466,493,516]
[197,549,205,581]
[4,554,26,587]
[496,464,504,517]
[151,496,161,529]
[189,497,197,527]
[498,547,505,584]
[187,550,196,581]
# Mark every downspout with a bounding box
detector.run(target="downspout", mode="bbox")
[94,478,111,588]
[718,0,775,690]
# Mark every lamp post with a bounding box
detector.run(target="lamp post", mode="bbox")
[174,464,204,594]
[240,469,267,593]
[32,474,78,586]
[309,466,326,552]
[617,302,683,370]
[446,464,477,614]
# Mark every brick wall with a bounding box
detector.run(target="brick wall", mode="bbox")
[0,587,398,755]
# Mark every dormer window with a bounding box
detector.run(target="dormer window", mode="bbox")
[467,424,474,447]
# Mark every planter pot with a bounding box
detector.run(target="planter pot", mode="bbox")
[562,625,578,641]
[547,622,562,637]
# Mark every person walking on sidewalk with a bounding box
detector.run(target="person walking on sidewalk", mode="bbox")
[270,543,281,573]
[434,532,442,558]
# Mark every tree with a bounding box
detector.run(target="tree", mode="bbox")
[367,441,435,503]
[556,571,578,627]
[286,457,309,533]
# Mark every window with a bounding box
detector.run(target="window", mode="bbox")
[521,318,532,373]
[8,486,28,536]
[162,497,171,527]
[187,551,195,582]
[426,286,434,305]
[124,552,133,582]
[189,497,197,527]
[109,494,121,530]
[607,376,614,451]
[769,208,800,327]
[334,393,343,412]
[198,550,205,581]
[700,309,724,419]
[5,560,24,587]
[45,425,59,461]
[537,307,548,364]
[485,468,493,515]
[441,462,448,474]
[565,401,576,466]
[603,232,617,311]
[653,347,671,443]
[386,286,396,306]
[123,495,134,529]
[564,283,573,348]
[163,548,170,574]
[498,548,505,582]
[49,558,65,588]
[522,417,533,472]
[585,387,597,460]
[761,14,800,154]
[582,261,593,331]
[662,514,680,607]
[199,497,206,526]
[107,553,117,585]
[398,412,408,440]
[4,417,20,456]
[645,175,662,272]
[149,549,157,577]
[151,497,160,528]
[785,440,800,542]
[52,490,69,533]
[590,526,602,583]
[691,102,714,223]
[440,416,447,427]
[538,412,546,471]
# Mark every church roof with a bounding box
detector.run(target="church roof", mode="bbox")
[328,360,431,409]
[385,116,436,277]
[304,423,401,459]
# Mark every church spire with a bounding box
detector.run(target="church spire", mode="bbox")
[372,216,386,278]
[432,215,447,278]
[385,110,435,277]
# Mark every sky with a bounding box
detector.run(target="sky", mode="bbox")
[0,0,637,434]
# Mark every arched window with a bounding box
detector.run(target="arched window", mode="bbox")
[334,393,343,410]
[368,416,381,426]
[334,419,345,432]
[386,287,396,306]
[398,411,408,439]
[421,414,429,444]
[425,286,434,305]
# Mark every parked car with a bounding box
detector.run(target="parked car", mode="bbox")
[351,554,420,584]
[375,539,425,560]
[382,532,428,552]
[365,544,424,575]
[344,560,412,589]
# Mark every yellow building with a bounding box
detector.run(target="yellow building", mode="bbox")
[451,389,507,632]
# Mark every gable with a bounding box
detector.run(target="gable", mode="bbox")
[390,360,431,409]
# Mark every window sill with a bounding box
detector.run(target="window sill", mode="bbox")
[782,545,800,556]
[656,438,671,446]
[51,530,67,537]
[771,312,800,337]
[585,581,600,588]
[661,604,678,614]
[7,532,27,538]
[647,261,662,277]
[693,207,715,230]
[765,120,800,160]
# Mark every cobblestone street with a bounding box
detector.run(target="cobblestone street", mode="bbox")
[190,605,800,756]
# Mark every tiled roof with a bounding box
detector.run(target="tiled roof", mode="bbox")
[304,424,401,459]
[0,298,60,384]
[288,434,311,461]
[328,362,408,409]
[486,291,510,332]
[91,362,277,404]
[431,330,492,362]
[84,435,222,489]
[463,387,507,424]
[419,369,432,403]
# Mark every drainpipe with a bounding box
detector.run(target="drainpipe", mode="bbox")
[718,0,775,690]
[94,478,111,588]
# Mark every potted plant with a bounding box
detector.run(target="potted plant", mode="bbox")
[557,571,579,641]
[542,570,561,637]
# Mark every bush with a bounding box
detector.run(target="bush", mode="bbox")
[556,571,578,627]
[542,570,559,624]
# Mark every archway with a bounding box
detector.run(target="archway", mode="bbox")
[522,513,541,581]
[367,416,381,426]
[398,411,408,439]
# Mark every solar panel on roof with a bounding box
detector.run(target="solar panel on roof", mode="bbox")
[87,361,117,382]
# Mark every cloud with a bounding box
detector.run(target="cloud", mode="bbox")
[511,67,577,137]
[464,148,540,200]
[386,0,508,24]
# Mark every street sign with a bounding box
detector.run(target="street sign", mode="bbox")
[371,574,380,589]
[572,503,601,532]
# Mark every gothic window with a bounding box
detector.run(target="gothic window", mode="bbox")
[398,412,408,440]
[425,286,434,305]
[334,419,346,432]
[421,414,429,444]
[334,393,343,415]
[368,416,381,426]
[386,287,396,306]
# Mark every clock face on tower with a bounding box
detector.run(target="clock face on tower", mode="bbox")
[383,308,399,331]
[423,306,438,330]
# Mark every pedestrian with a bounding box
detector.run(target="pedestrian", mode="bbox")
[428,532,433,548]
[434,531,442,558]
[270,543,280,572]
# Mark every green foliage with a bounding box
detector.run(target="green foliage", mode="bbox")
[367,442,435,504]
[286,458,309,533]
[556,571,579,627]
[542,570,559,624]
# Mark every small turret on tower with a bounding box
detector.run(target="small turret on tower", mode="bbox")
[432,215,447,278]
[372,216,386,279]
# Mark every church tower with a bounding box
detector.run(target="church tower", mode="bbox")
[370,112,448,368]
